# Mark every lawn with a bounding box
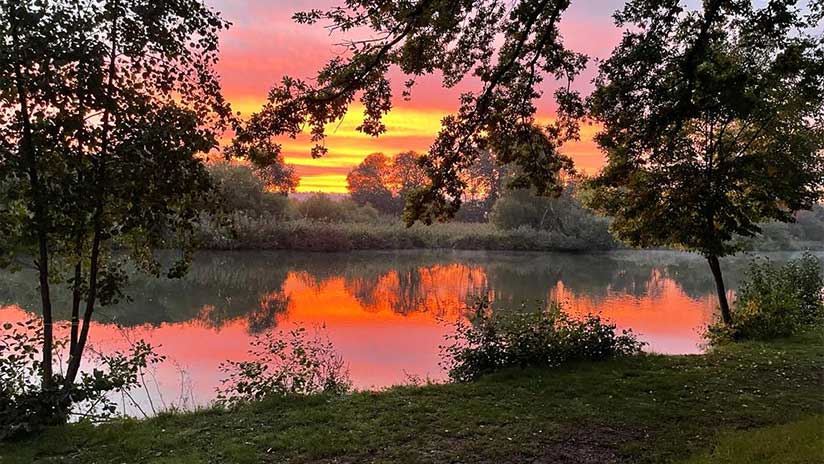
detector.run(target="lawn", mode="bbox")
[1,332,822,463]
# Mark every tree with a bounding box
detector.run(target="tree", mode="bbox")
[347,153,396,213]
[235,0,586,224]
[207,162,294,217]
[387,151,429,202]
[457,149,505,221]
[347,151,429,215]
[0,0,230,419]
[587,0,824,324]
[253,153,300,195]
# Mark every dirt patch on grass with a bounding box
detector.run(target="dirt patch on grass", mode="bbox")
[530,423,648,464]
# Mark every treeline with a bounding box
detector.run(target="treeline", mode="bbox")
[199,159,823,253]
[196,159,618,252]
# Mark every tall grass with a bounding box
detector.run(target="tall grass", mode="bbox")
[193,213,618,252]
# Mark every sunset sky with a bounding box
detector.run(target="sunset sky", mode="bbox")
[207,0,628,192]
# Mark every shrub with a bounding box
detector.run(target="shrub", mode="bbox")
[0,320,165,440]
[208,162,291,218]
[293,194,380,223]
[707,252,824,343]
[441,299,645,382]
[216,326,351,406]
[490,187,616,248]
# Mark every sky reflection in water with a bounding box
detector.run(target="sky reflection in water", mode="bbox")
[3,250,813,411]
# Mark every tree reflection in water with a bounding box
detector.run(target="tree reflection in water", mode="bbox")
[2,250,819,400]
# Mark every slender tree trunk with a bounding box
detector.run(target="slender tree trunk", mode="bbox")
[65,232,101,385]
[69,262,82,357]
[64,2,118,386]
[707,254,732,325]
[10,8,55,390]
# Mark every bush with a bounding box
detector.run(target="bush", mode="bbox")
[216,326,351,406]
[294,194,380,223]
[490,187,616,248]
[441,299,645,382]
[0,320,165,440]
[208,162,291,218]
[707,252,824,343]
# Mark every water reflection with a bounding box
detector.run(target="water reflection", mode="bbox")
[1,250,818,406]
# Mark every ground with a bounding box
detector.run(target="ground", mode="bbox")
[1,332,822,463]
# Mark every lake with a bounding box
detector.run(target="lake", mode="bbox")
[1,250,818,413]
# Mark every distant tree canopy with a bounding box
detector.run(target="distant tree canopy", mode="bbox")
[235,0,586,224]
[586,0,824,323]
[255,157,300,195]
[296,193,380,223]
[347,152,428,215]
[0,0,230,410]
[347,150,504,220]
[491,184,614,247]
[207,162,295,218]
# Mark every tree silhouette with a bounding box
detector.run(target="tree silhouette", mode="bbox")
[347,151,429,215]
[587,0,824,323]
[235,0,587,224]
[0,0,230,411]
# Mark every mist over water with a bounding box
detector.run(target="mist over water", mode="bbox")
[2,250,818,413]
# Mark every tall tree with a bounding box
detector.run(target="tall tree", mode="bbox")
[388,151,429,202]
[347,153,396,213]
[0,0,230,416]
[348,151,429,215]
[587,0,824,323]
[234,0,586,225]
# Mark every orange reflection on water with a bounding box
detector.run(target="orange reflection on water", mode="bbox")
[1,258,717,410]
[557,272,714,354]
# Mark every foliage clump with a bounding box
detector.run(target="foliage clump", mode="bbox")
[216,326,352,406]
[207,162,294,218]
[490,185,615,248]
[442,299,644,382]
[0,320,164,440]
[707,253,823,343]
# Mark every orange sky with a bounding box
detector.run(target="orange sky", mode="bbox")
[209,1,627,192]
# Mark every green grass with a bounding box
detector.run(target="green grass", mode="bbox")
[680,415,824,464]
[1,332,822,463]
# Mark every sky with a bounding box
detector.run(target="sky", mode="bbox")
[207,0,628,192]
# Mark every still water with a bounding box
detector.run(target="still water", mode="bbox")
[1,250,817,411]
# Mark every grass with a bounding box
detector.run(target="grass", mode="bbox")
[1,331,822,463]
[194,216,618,252]
[680,415,824,464]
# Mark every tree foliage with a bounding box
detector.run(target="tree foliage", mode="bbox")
[236,0,587,224]
[490,183,614,247]
[207,162,294,217]
[586,0,824,322]
[0,0,230,416]
[347,151,429,215]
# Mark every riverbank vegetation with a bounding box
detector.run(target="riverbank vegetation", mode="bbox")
[706,253,824,343]
[199,158,620,252]
[2,0,823,461]
[199,163,824,253]
[2,331,821,463]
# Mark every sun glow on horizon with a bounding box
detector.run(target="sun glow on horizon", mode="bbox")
[209,0,622,193]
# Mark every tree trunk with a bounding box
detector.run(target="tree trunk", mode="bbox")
[64,2,118,386]
[707,254,732,325]
[64,231,101,385]
[68,261,82,368]
[10,9,55,390]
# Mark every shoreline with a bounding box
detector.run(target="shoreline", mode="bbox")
[2,332,821,463]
